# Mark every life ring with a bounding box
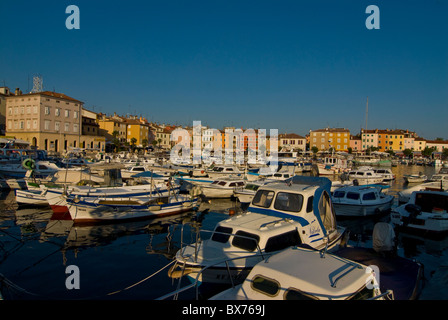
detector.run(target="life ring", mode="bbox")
[22,158,36,170]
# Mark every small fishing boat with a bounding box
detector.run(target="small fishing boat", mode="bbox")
[391,190,448,235]
[200,178,246,199]
[404,173,427,184]
[65,192,200,224]
[168,176,346,285]
[43,181,181,216]
[331,185,394,217]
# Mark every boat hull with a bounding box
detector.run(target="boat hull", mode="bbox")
[68,197,199,224]
[333,200,394,217]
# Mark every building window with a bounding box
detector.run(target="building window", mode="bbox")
[55,121,60,131]
[8,107,12,115]
[55,108,60,116]
[26,120,30,129]
[45,106,50,115]
[44,120,51,130]
[73,124,79,133]
[33,120,38,129]
[33,106,38,114]
[65,123,70,132]
[65,110,70,118]
[74,111,78,119]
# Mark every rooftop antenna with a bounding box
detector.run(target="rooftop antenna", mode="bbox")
[31,75,43,93]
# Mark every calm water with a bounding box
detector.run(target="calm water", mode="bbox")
[1,164,447,300]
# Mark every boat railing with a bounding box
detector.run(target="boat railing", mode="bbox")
[368,289,394,300]
[158,250,395,301]
[158,252,272,300]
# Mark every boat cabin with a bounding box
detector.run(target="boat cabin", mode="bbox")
[332,186,386,204]
[210,179,245,188]
[211,246,382,300]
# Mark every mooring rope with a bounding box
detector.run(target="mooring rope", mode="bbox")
[106,259,176,296]
[0,259,178,300]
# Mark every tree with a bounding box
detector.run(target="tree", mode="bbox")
[311,146,319,154]
[422,146,436,157]
[442,148,448,160]
[403,148,413,158]
[112,130,120,152]
[142,138,148,148]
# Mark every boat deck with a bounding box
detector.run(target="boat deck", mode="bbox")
[335,247,423,300]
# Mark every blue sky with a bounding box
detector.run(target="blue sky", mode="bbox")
[1,0,447,139]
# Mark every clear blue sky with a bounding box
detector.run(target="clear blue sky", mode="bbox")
[1,0,447,139]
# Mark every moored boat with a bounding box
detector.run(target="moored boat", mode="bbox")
[331,185,394,217]
[168,176,346,285]
[391,190,448,235]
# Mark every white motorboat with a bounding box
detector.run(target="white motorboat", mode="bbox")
[346,167,384,185]
[331,185,394,217]
[373,168,395,181]
[391,190,448,235]
[209,223,422,301]
[233,179,278,204]
[200,178,246,199]
[404,173,427,184]
[210,247,385,300]
[205,165,245,179]
[0,160,60,179]
[168,176,346,285]
[397,180,448,204]
[161,223,423,301]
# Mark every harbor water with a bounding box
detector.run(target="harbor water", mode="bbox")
[1,164,448,301]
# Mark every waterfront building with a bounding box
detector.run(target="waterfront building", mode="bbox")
[413,137,426,151]
[125,116,150,148]
[349,135,362,153]
[98,112,127,144]
[279,133,306,152]
[0,87,13,135]
[5,89,84,153]
[426,140,448,152]
[309,128,350,152]
[81,108,105,150]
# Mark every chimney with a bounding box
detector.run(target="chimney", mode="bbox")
[15,88,21,96]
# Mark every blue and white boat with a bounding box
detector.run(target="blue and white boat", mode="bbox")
[43,181,181,218]
[168,176,346,285]
[65,192,200,224]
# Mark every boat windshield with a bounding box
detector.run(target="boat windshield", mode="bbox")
[273,192,303,212]
[252,190,275,208]
[333,191,345,198]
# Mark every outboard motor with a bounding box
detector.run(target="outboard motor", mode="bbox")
[372,222,396,256]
